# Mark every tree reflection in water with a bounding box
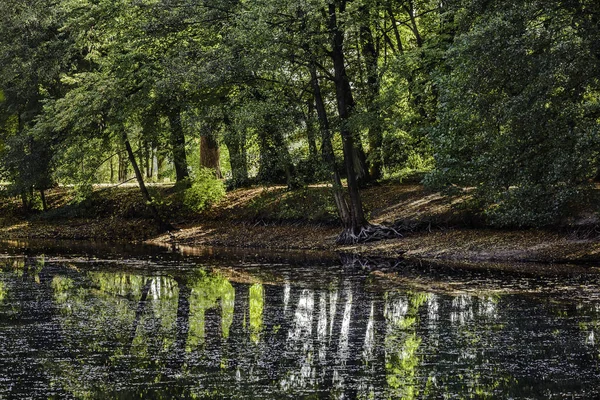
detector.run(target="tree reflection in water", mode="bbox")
[1,256,600,398]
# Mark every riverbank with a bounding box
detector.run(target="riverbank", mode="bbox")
[1,182,600,267]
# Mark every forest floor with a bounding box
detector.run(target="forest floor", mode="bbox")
[1,181,600,269]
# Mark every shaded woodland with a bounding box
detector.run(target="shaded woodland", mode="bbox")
[0,0,599,241]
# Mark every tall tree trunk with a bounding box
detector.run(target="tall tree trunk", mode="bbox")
[309,61,351,227]
[360,6,384,181]
[110,155,115,183]
[223,115,249,187]
[145,141,152,179]
[118,149,129,182]
[39,189,47,212]
[306,100,319,160]
[329,2,369,235]
[200,132,222,179]
[137,138,145,178]
[167,106,189,183]
[157,151,164,181]
[386,2,428,121]
[122,130,173,232]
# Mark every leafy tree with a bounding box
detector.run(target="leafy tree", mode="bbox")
[0,0,73,210]
[428,0,600,226]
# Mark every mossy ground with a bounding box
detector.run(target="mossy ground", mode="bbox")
[1,181,600,267]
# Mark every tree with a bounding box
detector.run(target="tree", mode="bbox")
[428,0,600,226]
[0,0,73,210]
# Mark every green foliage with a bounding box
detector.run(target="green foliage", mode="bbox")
[0,281,6,303]
[70,182,94,204]
[482,185,585,228]
[428,0,600,227]
[182,169,226,213]
[188,270,235,347]
[249,283,264,344]
[0,0,598,228]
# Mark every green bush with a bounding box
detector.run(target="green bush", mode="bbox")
[182,168,226,213]
[71,182,94,204]
[482,185,584,228]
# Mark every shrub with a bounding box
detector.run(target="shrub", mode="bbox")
[182,168,226,213]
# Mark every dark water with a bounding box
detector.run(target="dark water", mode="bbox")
[1,241,600,399]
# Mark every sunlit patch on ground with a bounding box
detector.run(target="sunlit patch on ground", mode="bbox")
[3,182,600,267]
[1,222,29,233]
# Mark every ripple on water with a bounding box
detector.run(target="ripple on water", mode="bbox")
[0,245,600,398]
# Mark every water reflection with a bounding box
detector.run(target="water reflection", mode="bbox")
[1,254,600,398]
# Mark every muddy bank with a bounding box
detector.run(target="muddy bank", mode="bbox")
[147,222,600,267]
[3,216,600,268]
[2,183,600,269]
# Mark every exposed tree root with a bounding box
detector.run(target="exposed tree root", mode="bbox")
[336,223,402,245]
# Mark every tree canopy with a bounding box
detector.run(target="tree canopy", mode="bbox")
[0,0,598,238]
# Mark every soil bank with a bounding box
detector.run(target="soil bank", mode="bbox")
[2,182,600,270]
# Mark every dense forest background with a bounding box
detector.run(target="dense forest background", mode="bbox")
[0,0,598,241]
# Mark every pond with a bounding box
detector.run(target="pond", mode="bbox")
[1,240,600,399]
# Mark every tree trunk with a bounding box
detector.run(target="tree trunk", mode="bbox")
[223,115,249,187]
[200,134,222,179]
[157,151,164,181]
[122,130,173,232]
[167,106,189,183]
[145,141,152,179]
[118,149,129,182]
[309,61,352,227]
[360,6,384,181]
[326,2,401,244]
[110,155,115,183]
[137,138,145,178]
[329,2,368,234]
[306,100,319,160]
[39,189,47,212]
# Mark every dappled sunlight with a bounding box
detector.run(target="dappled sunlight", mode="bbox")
[366,185,455,225]
[215,187,277,212]
[1,222,29,233]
